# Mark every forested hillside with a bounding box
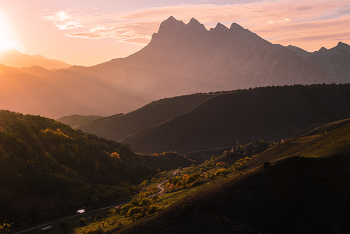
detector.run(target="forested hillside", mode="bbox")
[0,110,191,225]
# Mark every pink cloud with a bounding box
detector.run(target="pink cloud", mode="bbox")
[42,1,350,50]
[56,22,82,30]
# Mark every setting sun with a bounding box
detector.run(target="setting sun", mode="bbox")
[0,11,20,50]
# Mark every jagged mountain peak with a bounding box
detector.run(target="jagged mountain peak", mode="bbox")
[212,22,229,31]
[319,47,328,52]
[187,18,207,33]
[188,18,201,26]
[335,41,350,53]
[230,22,245,31]
[157,16,186,33]
[337,41,349,47]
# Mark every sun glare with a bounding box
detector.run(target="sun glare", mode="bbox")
[0,11,21,51]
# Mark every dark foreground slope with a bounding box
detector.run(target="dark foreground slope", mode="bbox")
[121,84,350,153]
[78,94,216,141]
[117,118,350,234]
[0,110,192,225]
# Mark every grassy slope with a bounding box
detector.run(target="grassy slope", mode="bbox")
[116,117,350,234]
[121,84,350,154]
[77,94,216,141]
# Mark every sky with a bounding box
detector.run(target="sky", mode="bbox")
[0,0,349,66]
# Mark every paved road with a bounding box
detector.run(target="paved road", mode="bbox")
[147,169,180,198]
[13,169,181,234]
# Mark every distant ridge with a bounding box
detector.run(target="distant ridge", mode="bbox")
[287,41,350,82]
[120,84,350,154]
[0,49,71,70]
[57,114,104,128]
[77,94,216,141]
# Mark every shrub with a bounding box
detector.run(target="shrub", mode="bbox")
[59,221,69,228]
[78,218,87,226]
[131,198,140,206]
[95,214,104,221]
[172,178,179,185]
[126,207,142,217]
[152,195,159,202]
[120,204,134,215]
[0,222,11,233]
[140,198,151,206]
[114,206,121,214]
[215,168,228,177]
[147,205,159,214]
[263,161,270,168]
[85,225,103,234]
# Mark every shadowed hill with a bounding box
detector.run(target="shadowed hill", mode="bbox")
[121,84,350,153]
[77,94,216,141]
[0,49,71,70]
[0,110,192,225]
[57,114,104,128]
[117,117,350,234]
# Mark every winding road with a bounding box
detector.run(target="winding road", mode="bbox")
[13,169,181,234]
[147,169,180,198]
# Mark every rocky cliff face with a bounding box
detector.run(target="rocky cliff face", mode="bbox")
[69,17,337,110]
[115,16,331,93]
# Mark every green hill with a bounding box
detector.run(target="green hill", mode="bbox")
[0,110,192,226]
[116,117,350,234]
[77,94,216,141]
[121,84,350,153]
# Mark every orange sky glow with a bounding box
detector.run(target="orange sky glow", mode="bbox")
[0,0,349,66]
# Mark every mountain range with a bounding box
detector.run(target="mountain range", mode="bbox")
[1,16,350,119]
[0,49,71,70]
[68,16,338,100]
[287,42,350,83]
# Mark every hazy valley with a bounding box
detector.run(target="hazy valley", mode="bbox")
[1,15,350,234]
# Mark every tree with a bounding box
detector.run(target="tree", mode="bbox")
[0,222,11,234]
[59,221,69,229]
[152,195,159,202]
[95,214,104,221]
[131,198,140,206]
[78,218,86,226]
[140,198,151,206]
[94,162,99,171]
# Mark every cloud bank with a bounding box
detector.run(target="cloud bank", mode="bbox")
[42,0,350,50]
